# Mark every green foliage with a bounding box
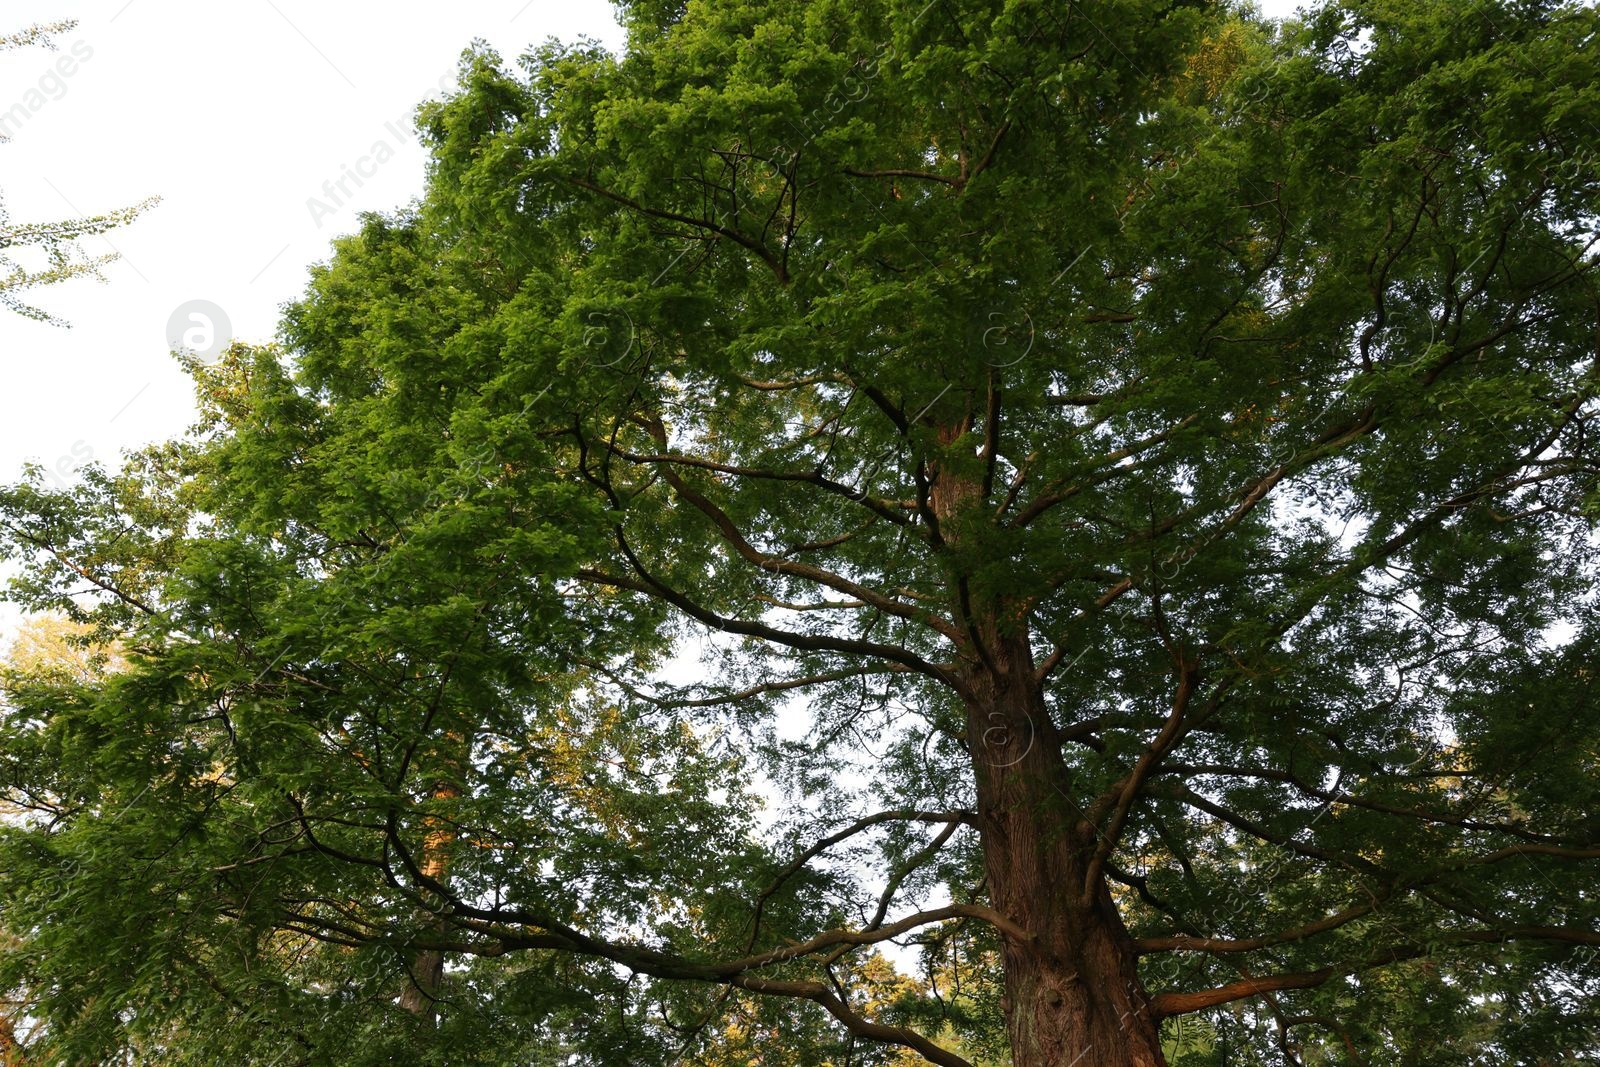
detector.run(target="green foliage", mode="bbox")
[2,0,1599,1063]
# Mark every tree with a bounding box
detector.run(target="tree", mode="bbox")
[2,0,1599,1063]
[0,614,126,1063]
[0,20,155,324]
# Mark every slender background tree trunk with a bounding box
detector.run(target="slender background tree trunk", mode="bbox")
[0,1005,23,1066]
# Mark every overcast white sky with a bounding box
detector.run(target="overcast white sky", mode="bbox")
[0,0,1302,536]
[0,1,632,493]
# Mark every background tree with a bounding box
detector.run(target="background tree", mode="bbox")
[0,20,155,324]
[0,614,124,1062]
[2,0,1599,1064]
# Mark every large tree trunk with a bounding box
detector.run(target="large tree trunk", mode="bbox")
[398,778,458,1023]
[397,943,445,1021]
[929,414,1164,1065]
[965,632,1166,1067]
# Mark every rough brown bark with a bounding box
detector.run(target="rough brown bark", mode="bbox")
[965,632,1167,1067]
[928,412,1164,1066]
[398,778,458,1023]
[397,943,446,1020]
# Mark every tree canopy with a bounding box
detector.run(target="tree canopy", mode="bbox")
[2,0,1598,1063]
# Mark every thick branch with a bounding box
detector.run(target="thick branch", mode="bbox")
[566,177,789,283]
[733,975,974,1067]
[1081,664,1202,901]
[605,443,916,528]
[746,809,977,950]
[1154,925,1600,1017]
[1135,901,1376,955]
[648,458,960,641]
[578,552,964,693]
